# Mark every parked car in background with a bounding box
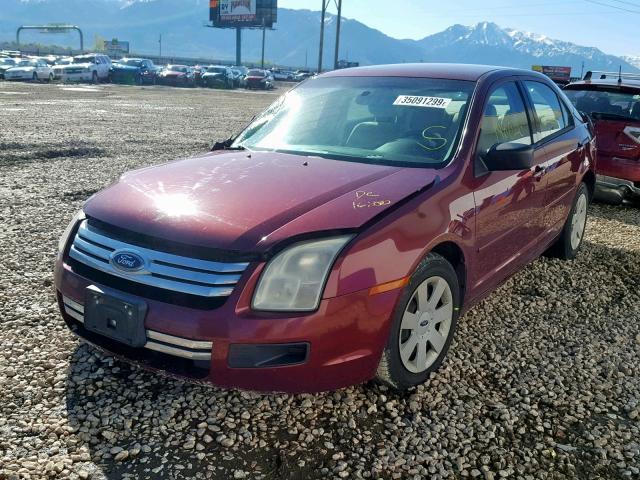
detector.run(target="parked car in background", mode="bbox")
[57,54,111,83]
[231,66,248,87]
[202,65,235,89]
[55,64,595,393]
[4,58,54,82]
[110,58,159,85]
[245,69,274,90]
[271,68,294,81]
[564,71,640,204]
[52,57,74,80]
[158,65,194,87]
[293,70,314,82]
[0,57,18,79]
[192,65,206,87]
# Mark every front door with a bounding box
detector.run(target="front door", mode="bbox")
[471,80,548,293]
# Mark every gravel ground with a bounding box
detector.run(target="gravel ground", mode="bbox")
[0,81,639,480]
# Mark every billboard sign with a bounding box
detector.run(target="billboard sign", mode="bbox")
[210,0,277,28]
[532,65,572,83]
[104,39,130,56]
[220,0,256,22]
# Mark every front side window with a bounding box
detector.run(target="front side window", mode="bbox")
[477,82,532,159]
[233,76,474,168]
[525,81,569,142]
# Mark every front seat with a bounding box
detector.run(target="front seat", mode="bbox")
[346,98,403,149]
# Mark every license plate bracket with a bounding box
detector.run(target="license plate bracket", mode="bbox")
[84,285,147,348]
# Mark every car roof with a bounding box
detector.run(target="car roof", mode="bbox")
[566,78,640,91]
[321,63,534,81]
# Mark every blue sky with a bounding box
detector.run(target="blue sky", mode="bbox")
[279,0,640,57]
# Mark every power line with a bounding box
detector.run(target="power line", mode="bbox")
[584,0,640,13]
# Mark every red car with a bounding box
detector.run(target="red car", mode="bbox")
[157,64,194,87]
[55,64,595,393]
[564,71,640,204]
[245,69,274,90]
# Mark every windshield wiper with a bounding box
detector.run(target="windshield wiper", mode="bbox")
[211,137,247,151]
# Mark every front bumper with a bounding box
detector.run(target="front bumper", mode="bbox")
[59,71,93,82]
[55,257,399,393]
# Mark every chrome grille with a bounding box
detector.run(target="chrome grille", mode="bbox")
[68,220,249,298]
[62,295,212,361]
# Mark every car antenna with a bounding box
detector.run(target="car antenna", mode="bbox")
[618,65,622,85]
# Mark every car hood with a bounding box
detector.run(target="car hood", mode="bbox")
[84,151,439,253]
[112,65,139,71]
[63,63,91,69]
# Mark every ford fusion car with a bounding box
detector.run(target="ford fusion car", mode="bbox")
[55,64,596,393]
[245,69,274,90]
[564,71,640,204]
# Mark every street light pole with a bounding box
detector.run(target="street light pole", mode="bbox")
[261,19,266,69]
[318,0,329,73]
[159,33,162,59]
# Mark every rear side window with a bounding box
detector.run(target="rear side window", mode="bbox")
[477,82,532,158]
[525,81,570,142]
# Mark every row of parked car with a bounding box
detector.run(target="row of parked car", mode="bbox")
[0,51,315,90]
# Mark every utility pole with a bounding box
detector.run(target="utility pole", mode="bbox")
[158,33,162,59]
[261,19,266,69]
[333,0,342,70]
[318,0,329,73]
[236,27,242,66]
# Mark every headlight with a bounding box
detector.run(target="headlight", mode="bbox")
[57,210,85,255]
[252,235,353,312]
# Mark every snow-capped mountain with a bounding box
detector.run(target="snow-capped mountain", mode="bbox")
[410,22,637,74]
[623,56,640,70]
[1,1,637,74]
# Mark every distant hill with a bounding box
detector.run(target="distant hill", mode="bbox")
[1,0,637,74]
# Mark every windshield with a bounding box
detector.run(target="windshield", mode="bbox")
[247,69,265,76]
[0,58,16,66]
[56,58,72,65]
[73,56,95,64]
[121,59,143,67]
[564,87,640,121]
[207,67,225,73]
[168,65,188,73]
[232,76,474,168]
[17,60,37,67]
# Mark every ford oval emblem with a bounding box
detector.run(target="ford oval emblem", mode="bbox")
[111,251,146,273]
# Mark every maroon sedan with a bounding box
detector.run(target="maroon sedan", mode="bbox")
[564,71,640,204]
[55,64,596,392]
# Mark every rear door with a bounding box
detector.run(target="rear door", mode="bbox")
[522,80,586,231]
[471,80,548,292]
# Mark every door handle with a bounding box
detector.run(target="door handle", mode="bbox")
[533,165,545,181]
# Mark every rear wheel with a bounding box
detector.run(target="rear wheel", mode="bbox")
[92,71,98,84]
[376,253,460,391]
[546,183,589,260]
[32,72,38,82]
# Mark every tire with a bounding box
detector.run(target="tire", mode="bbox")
[135,74,143,86]
[48,73,54,83]
[546,183,589,260]
[376,253,461,391]
[33,72,38,82]
[92,71,98,84]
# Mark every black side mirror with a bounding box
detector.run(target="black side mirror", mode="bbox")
[482,142,535,171]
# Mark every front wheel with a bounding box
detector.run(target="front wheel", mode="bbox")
[546,183,589,260]
[48,73,54,83]
[92,71,98,84]
[33,72,38,82]
[376,253,460,391]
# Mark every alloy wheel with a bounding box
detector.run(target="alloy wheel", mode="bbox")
[399,276,453,374]
[570,192,588,250]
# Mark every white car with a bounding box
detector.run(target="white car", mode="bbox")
[52,57,74,80]
[58,54,111,83]
[4,58,54,82]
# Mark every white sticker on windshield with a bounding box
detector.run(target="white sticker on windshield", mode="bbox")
[393,95,452,109]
